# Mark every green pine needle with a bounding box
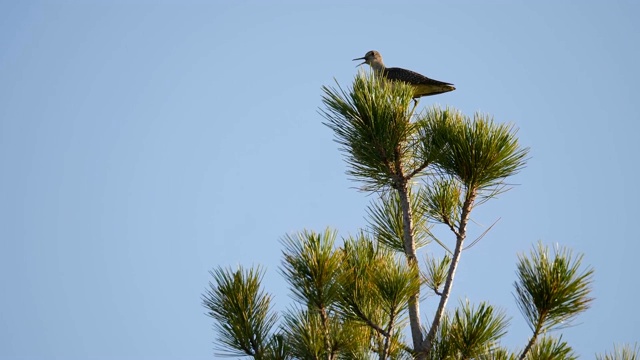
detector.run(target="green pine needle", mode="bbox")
[422,106,529,194]
[320,72,421,191]
[524,335,577,360]
[448,300,510,359]
[366,189,431,253]
[421,177,463,228]
[280,229,342,310]
[597,343,640,360]
[202,266,277,358]
[514,242,594,333]
[423,254,452,294]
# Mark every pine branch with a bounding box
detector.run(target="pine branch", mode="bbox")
[423,188,477,355]
[351,304,390,338]
[519,313,545,360]
[202,266,276,358]
[514,243,594,360]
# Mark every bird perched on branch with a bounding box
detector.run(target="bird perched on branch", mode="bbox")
[353,50,455,99]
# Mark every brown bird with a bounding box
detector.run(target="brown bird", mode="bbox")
[353,50,455,98]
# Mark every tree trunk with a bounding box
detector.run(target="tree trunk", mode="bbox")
[397,181,424,355]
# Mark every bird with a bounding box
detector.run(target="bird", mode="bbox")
[353,50,455,99]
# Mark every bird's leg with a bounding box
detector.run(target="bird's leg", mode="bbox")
[411,98,420,114]
[407,98,419,120]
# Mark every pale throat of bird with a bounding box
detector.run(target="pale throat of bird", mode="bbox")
[370,61,385,73]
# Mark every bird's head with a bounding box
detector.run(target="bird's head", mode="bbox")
[353,50,384,68]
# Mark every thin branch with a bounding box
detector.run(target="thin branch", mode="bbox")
[422,188,477,356]
[442,215,460,238]
[407,160,430,180]
[381,309,397,360]
[351,304,390,338]
[519,313,545,360]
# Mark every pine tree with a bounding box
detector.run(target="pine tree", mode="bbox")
[203,73,637,360]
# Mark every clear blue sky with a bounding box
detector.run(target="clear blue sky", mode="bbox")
[1,1,638,359]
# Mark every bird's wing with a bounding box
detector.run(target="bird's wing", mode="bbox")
[384,67,454,86]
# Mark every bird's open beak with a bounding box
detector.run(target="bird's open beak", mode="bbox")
[352,56,366,67]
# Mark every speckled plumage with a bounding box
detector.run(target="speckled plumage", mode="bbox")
[353,50,455,98]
